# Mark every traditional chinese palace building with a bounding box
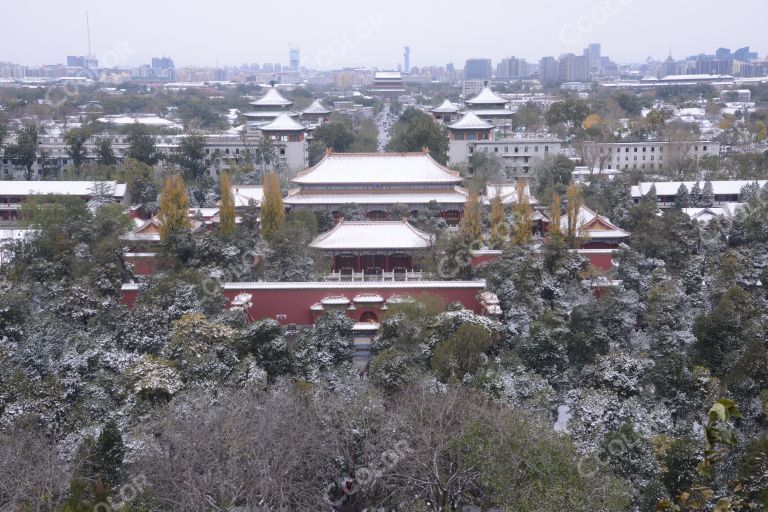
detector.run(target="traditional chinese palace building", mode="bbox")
[301,99,332,126]
[309,219,433,278]
[242,86,299,127]
[464,86,513,126]
[430,98,460,124]
[284,151,469,225]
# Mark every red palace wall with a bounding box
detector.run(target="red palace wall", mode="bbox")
[122,282,487,326]
[470,244,620,272]
[125,254,159,276]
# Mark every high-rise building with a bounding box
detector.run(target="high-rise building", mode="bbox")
[262,63,274,73]
[539,56,558,83]
[273,62,282,73]
[151,56,174,69]
[289,46,300,72]
[734,46,757,62]
[67,56,86,67]
[586,43,601,75]
[464,58,492,81]
[715,47,732,60]
[497,56,528,79]
[403,46,410,74]
[573,55,589,81]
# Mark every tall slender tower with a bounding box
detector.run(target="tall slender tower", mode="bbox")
[403,46,410,74]
[289,45,300,72]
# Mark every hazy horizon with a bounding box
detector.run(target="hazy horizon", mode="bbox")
[2,0,767,70]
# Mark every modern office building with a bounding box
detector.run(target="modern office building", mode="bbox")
[464,58,492,81]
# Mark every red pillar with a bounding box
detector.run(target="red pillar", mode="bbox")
[356,254,360,272]
[385,254,389,272]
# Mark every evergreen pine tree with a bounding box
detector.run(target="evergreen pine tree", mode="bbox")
[158,175,191,240]
[740,181,761,203]
[702,180,715,207]
[643,183,657,206]
[673,183,690,209]
[94,420,124,489]
[260,172,285,240]
[218,172,236,236]
[690,181,702,207]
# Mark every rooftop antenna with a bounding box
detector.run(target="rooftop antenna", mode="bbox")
[86,11,92,58]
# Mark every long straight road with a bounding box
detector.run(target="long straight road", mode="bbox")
[377,101,392,151]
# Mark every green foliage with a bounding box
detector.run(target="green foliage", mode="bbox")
[125,124,159,165]
[387,107,449,164]
[94,136,118,166]
[432,323,492,382]
[458,416,630,511]
[4,123,39,179]
[170,132,209,181]
[63,127,91,170]
[546,98,590,128]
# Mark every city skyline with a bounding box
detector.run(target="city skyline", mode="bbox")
[1,0,766,70]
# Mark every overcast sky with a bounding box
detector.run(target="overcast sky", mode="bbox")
[2,0,766,69]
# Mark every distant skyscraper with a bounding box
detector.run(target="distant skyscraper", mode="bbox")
[151,56,174,69]
[67,56,86,67]
[586,43,601,75]
[497,56,528,79]
[539,56,558,83]
[289,46,300,72]
[734,46,757,61]
[715,47,732,60]
[263,63,274,73]
[273,62,282,73]
[464,58,492,81]
[403,46,410,74]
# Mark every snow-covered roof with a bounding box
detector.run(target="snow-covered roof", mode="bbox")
[249,87,293,107]
[231,185,264,208]
[302,99,332,115]
[681,207,725,222]
[447,111,493,130]
[242,110,299,119]
[0,181,126,198]
[468,109,513,117]
[291,152,462,185]
[431,98,459,113]
[631,180,767,198]
[259,112,306,131]
[149,280,486,291]
[284,187,468,206]
[352,322,380,331]
[96,114,181,129]
[121,218,162,242]
[560,205,630,239]
[353,294,384,303]
[466,87,508,106]
[310,220,433,250]
[484,182,538,205]
[320,295,351,305]
[374,71,403,80]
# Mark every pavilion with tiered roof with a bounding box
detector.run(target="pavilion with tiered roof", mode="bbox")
[284,150,468,225]
[243,86,299,125]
